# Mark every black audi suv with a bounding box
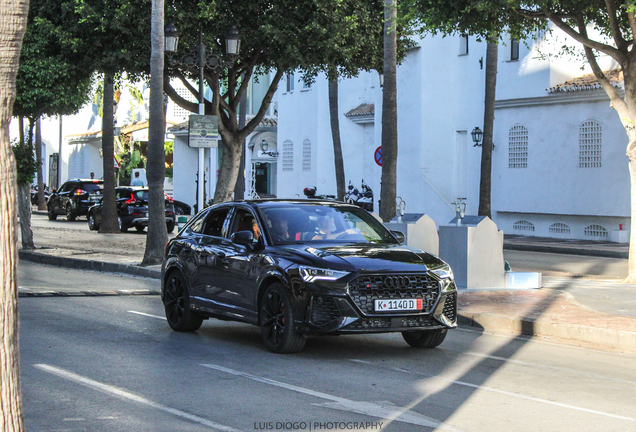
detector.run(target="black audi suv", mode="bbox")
[47,179,104,221]
[162,200,457,353]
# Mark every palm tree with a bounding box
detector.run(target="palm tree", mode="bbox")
[328,78,346,200]
[143,0,168,265]
[99,73,120,233]
[380,0,398,222]
[478,42,498,218]
[0,0,30,429]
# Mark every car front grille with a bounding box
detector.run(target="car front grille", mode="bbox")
[348,273,440,315]
[443,293,457,322]
[344,317,392,330]
[309,296,341,326]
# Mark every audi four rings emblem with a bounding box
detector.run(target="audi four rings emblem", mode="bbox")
[384,276,410,287]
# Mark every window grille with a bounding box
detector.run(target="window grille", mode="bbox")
[286,73,295,92]
[549,223,571,235]
[510,39,519,60]
[584,224,608,238]
[513,220,535,232]
[282,140,294,172]
[171,86,196,121]
[302,139,311,171]
[579,120,602,168]
[509,125,528,168]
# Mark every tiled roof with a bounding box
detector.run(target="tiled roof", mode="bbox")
[547,69,623,93]
[344,103,374,117]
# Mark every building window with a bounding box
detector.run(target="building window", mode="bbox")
[513,220,535,232]
[510,38,519,61]
[282,140,294,172]
[459,35,468,56]
[302,139,311,171]
[584,224,608,238]
[579,120,602,168]
[286,73,295,92]
[549,223,571,235]
[509,125,528,168]
[302,79,311,90]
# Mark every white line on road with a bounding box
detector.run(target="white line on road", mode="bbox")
[382,365,636,423]
[128,310,165,320]
[199,363,464,432]
[34,364,242,432]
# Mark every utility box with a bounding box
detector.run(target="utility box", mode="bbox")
[384,213,439,256]
[439,216,505,289]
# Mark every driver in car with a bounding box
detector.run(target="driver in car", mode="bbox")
[312,215,359,240]
[270,214,291,242]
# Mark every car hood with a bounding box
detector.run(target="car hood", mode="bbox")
[278,242,445,272]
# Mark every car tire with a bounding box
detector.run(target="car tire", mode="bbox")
[163,271,203,332]
[259,283,306,354]
[402,329,447,348]
[88,213,99,231]
[118,216,128,233]
[66,204,77,221]
[135,226,145,233]
[47,205,57,221]
[166,222,175,234]
[174,206,184,216]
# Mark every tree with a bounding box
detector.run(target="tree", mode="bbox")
[143,0,167,265]
[165,0,410,204]
[11,136,38,249]
[328,78,346,201]
[380,0,399,222]
[408,0,636,281]
[478,42,498,218]
[0,1,30,430]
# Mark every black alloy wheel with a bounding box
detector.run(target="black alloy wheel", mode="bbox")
[163,271,203,332]
[118,216,128,233]
[402,329,447,348]
[88,213,99,230]
[259,283,306,354]
[66,204,77,221]
[47,205,57,221]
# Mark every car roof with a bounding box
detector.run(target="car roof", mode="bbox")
[65,178,103,183]
[239,199,355,209]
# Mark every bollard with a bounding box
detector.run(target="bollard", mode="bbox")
[177,216,188,231]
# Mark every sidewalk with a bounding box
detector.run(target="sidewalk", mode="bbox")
[504,234,628,259]
[19,222,636,354]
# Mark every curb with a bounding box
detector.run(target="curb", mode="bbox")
[458,312,636,354]
[19,250,162,280]
[19,289,160,298]
[503,242,628,259]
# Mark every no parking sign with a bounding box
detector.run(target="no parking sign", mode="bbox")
[374,146,382,166]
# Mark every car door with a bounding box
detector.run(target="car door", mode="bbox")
[189,206,233,315]
[218,207,267,321]
[56,182,75,214]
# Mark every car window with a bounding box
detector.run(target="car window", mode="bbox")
[81,183,103,194]
[228,208,261,243]
[187,211,208,234]
[60,182,75,193]
[201,208,230,237]
[116,190,132,200]
[133,190,149,200]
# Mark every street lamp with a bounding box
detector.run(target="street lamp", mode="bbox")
[260,139,279,158]
[471,127,483,147]
[165,23,242,212]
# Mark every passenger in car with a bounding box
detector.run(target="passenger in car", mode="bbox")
[312,215,358,240]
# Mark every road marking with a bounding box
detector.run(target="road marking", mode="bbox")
[200,363,463,432]
[464,351,636,386]
[34,364,241,432]
[63,418,85,421]
[349,359,371,364]
[128,310,165,320]
[380,365,635,423]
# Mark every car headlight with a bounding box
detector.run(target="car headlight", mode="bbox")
[431,265,453,280]
[299,266,350,282]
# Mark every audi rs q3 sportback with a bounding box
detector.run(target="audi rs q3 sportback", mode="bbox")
[161,200,457,353]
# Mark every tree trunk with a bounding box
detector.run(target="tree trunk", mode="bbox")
[99,73,119,233]
[17,183,33,249]
[142,0,167,265]
[379,0,398,222]
[0,0,30,429]
[35,116,46,209]
[234,83,247,201]
[213,141,242,203]
[328,78,346,201]
[478,42,498,218]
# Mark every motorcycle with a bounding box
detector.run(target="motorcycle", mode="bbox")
[303,186,337,201]
[344,179,374,212]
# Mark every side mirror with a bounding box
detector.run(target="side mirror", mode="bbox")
[391,230,406,244]
[230,230,254,246]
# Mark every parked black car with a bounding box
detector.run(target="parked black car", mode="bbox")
[172,199,192,216]
[162,200,457,353]
[47,179,104,221]
[88,187,176,233]
[31,186,51,205]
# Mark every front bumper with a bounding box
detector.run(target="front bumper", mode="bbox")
[129,216,175,227]
[296,287,458,335]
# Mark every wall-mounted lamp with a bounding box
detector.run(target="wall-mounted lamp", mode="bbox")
[260,139,279,157]
[471,127,483,147]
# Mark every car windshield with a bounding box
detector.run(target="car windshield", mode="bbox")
[260,203,397,245]
[132,190,149,201]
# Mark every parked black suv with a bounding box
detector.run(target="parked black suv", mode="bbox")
[87,187,176,233]
[162,200,457,353]
[47,179,103,221]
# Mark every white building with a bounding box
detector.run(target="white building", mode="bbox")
[274,26,629,241]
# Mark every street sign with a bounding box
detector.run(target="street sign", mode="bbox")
[188,115,219,148]
[374,146,382,166]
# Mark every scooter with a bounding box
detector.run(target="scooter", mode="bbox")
[344,179,374,212]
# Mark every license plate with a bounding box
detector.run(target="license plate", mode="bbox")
[374,299,422,312]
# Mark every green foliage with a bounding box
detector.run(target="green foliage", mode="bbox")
[164,141,173,155]
[116,140,145,186]
[11,139,38,185]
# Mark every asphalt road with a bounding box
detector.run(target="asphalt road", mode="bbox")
[504,250,628,279]
[18,266,636,432]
